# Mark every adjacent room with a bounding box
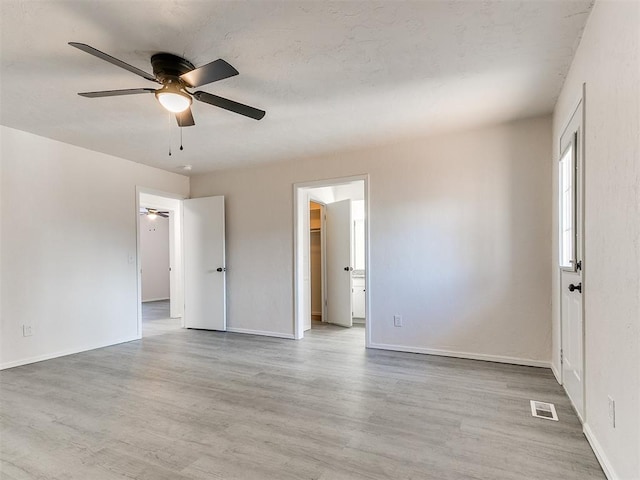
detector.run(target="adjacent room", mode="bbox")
[298,179,367,339]
[139,193,184,337]
[1,1,638,479]
[140,205,173,335]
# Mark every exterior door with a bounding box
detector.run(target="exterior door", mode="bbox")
[559,101,584,420]
[183,196,226,330]
[325,199,353,327]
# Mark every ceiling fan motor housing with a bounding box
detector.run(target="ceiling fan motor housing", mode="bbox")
[151,53,195,86]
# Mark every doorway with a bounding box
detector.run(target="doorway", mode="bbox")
[136,189,228,338]
[137,190,185,337]
[309,201,324,323]
[293,175,370,345]
[559,94,585,421]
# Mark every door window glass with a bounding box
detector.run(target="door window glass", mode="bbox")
[559,141,575,269]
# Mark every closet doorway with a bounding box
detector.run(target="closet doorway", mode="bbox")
[309,201,324,323]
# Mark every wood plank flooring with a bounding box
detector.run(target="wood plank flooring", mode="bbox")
[142,300,182,337]
[0,321,604,479]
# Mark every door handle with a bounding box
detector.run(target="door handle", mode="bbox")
[568,283,582,293]
[216,267,226,272]
[344,267,353,271]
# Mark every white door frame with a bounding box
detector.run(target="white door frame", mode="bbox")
[557,84,586,421]
[136,186,186,338]
[293,174,371,346]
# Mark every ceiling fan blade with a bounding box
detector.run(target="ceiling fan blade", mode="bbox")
[179,59,238,88]
[193,91,265,120]
[69,42,157,83]
[78,88,156,98]
[176,107,195,127]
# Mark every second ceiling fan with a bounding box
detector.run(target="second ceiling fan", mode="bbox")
[69,42,266,127]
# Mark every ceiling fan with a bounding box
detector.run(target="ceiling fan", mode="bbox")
[69,42,266,126]
[140,207,169,218]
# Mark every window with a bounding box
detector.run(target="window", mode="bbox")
[559,140,575,269]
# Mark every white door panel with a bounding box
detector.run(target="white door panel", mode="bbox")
[326,199,352,327]
[183,196,226,330]
[561,271,583,417]
[559,100,584,420]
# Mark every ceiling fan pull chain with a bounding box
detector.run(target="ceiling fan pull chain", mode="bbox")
[168,113,172,156]
[180,127,184,151]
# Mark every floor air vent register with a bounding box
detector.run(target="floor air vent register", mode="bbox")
[530,400,558,421]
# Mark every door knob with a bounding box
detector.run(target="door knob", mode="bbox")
[568,283,582,293]
[344,266,353,271]
[216,267,226,272]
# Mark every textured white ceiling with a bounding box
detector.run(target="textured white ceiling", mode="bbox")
[0,1,592,174]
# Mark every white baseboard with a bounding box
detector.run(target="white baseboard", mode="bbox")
[0,335,139,370]
[583,423,619,480]
[368,342,551,368]
[551,361,562,384]
[142,297,170,303]
[226,327,295,340]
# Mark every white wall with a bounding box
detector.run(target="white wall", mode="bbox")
[191,116,552,365]
[140,214,170,302]
[307,187,335,205]
[0,126,189,369]
[552,1,640,478]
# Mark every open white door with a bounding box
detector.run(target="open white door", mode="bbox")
[559,101,584,420]
[183,196,226,331]
[325,199,353,327]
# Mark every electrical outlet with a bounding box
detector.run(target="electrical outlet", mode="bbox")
[608,396,616,428]
[393,315,402,327]
[22,325,33,337]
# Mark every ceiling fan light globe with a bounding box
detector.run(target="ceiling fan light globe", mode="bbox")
[156,90,192,113]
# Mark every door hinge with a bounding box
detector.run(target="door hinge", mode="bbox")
[576,260,582,271]
[560,349,563,364]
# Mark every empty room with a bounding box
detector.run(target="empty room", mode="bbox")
[1,1,638,479]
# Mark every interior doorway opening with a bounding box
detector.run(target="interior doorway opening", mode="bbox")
[136,189,227,338]
[309,201,324,323]
[294,176,370,346]
[136,189,185,338]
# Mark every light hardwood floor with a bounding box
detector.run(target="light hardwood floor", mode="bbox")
[1,321,604,479]
[142,300,182,337]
